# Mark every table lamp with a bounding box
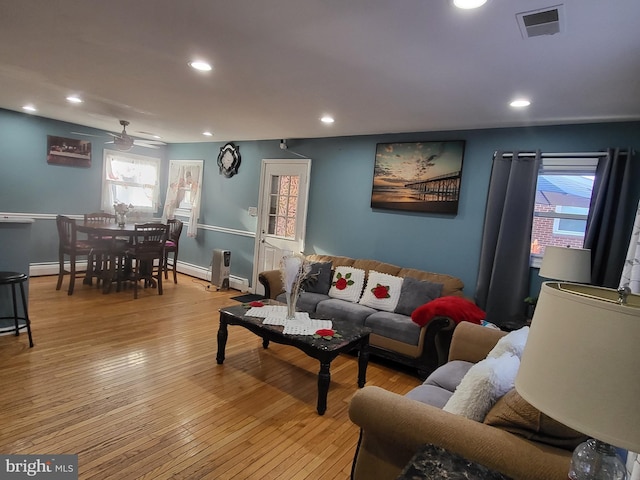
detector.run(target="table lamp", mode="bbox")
[539,246,592,283]
[516,282,640,480]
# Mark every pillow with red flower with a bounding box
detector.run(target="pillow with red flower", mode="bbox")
[358,270,404,312]
[328,266,366,303]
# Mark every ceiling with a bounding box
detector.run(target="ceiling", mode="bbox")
[1,0,639,144]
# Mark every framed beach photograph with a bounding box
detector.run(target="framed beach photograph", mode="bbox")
[371,140,465,214]
[47,135,92,167]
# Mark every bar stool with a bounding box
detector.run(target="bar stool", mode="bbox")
[0,272,34,347]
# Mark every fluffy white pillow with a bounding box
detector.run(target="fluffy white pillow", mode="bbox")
[487,326,529,359]
[443,353,520,421]
[328,266,365,303]
[358,271,404,312]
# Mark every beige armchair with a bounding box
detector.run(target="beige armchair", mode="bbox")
[348,322,574,480]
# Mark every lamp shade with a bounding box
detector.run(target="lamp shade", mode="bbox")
[515,282,640,452]
[538,246,591,282]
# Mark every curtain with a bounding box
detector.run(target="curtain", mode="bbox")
[162,161,202,238]
[620,200,640,480]
[475,151,541,329]
[584,148,639,287]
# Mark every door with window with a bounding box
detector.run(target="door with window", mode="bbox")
[252,159,311,295]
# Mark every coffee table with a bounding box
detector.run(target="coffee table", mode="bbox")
[217,304,371,415]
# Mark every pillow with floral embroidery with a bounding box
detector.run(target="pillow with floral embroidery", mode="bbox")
[358,271,404,312]
[328,266,365,303]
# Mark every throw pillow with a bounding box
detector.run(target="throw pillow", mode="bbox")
[358,271,404,312]
[411,296,485,328]
[301,261,333,294]
[394,277,443,316]
[327,266,365,303]
[484,389,589,450]
[442,353,520,422]
[487,326,529,359]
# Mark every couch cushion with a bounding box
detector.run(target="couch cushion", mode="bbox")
[484,389,589,450]
[358,271,404,312]
[276,291,329,313]
[394,277,444,316]
[423,360,474,393]
[397,267,464,297]
[363,311,421,345]
[442,353,520,422]
[316,298,376,326]
[328,266,365,303]
[306,254,354,268]
[351,259,402,277]
[301,261,333,295]
[405,385,454,409]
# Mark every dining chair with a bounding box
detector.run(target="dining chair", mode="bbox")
[83,212,117,285]
[56,215,93,295]
[164,218,184,284]
[127,223,169,299]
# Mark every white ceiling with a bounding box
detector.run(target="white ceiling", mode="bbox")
[1,0,639,144]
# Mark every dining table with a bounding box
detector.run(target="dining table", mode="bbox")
[76,220,152,293]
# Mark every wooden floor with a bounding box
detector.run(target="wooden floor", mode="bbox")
[0,273,420,479]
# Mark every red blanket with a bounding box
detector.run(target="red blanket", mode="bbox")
[411,296,485,327]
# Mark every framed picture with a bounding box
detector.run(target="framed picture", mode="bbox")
[371,140,465,214]
[47,135,91,167]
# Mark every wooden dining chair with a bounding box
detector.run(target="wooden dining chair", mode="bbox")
[56,215,93,295]
[127,223,169,299]
[83,212,117,285]
[164,218,184,284]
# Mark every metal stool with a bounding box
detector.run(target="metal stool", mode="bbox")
[0,272,34,347]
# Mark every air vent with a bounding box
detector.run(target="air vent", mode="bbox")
[516,5,564,39]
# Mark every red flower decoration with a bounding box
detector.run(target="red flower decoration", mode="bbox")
[335,277,347,290]
[372,284,390,299]
[315,329,335,337]
[333,272,354,290]
[249,301,264,307]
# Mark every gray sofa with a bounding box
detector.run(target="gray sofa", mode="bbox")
[258,254,467,377]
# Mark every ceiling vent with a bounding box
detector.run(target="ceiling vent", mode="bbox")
[516,5,564,39]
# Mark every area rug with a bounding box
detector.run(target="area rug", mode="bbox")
[230,293,265,303]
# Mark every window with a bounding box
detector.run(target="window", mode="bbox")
[530,157,598,267]
[267,174,299,238]
[163,160,203,219]
[101,150,161,215]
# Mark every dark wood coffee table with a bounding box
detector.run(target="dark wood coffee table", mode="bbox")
[217,304,371,415]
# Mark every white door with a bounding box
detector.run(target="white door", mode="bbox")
[252,159,311,295]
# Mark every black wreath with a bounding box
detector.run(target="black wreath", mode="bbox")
[217,142,241,178]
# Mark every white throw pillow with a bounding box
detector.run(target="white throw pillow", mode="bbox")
[358,271,404,312]
[327,266,365,303]
[487,326,529,359]
[442,353,520,422]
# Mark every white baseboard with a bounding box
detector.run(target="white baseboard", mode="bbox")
[30,261,251,293]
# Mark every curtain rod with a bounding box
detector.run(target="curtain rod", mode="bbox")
[495,151,608,158]
[496,150,634,158]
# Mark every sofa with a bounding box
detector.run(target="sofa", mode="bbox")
[348,322,586,480]
[258,254,470,377]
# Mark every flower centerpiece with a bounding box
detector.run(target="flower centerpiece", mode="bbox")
[114,202,133,227]
[280,253,311,320]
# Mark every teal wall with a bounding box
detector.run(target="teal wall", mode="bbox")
[1,107,639,298]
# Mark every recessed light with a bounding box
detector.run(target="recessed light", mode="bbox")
[22,104,37,112]
[66,95,83,104]
[189,60,212,72]
[202,131,213,137]
[510,99,531,108]
[453,0,488,9]
[320,115,335,124]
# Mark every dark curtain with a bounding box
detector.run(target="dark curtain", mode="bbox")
[475,151,541,330]
[585,148,640,287]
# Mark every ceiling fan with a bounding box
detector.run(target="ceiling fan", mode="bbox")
[72,120,166,151]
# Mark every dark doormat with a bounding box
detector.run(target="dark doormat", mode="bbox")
[230,293,265,303]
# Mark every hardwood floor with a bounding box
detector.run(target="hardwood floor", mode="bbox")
[0,274,420,479]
